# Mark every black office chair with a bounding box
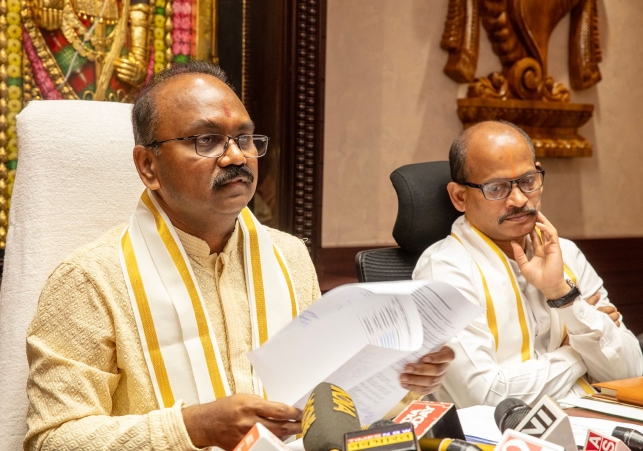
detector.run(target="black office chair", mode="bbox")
[355,161,461,282]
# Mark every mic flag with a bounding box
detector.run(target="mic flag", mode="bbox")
[584,430,631,451]
[393,401,465,440]
[495,429,565,451]
[302,382,361,451]
[233,423,291,451]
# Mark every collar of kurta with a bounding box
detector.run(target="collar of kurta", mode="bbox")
[119,189,298,407]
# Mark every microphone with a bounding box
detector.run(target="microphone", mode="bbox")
[612,427,643,451]
[302,382,361,451]
[233,422,291,451]
[393,401,465,439]
[493,396,576,451]
[495,398,532,432]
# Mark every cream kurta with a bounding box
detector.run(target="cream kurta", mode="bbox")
[413,215,643,408]
[25,222,320,451]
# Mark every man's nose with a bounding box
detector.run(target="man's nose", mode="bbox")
[506,182,528,206]
[217,139,247,166]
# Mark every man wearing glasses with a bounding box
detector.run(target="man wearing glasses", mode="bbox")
[413,120,643,408]
[25,61,453,451]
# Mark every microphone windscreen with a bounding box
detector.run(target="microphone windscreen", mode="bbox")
[302,382,361,451]
[494,398,531,432]
[613,427,643,451]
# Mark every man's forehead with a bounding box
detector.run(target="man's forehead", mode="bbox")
[469,125,530,158]
[466,124,534,178]
[154,74,250,128]
[155,73,241,107]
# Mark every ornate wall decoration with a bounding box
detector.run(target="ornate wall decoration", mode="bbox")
[441,0,601,158]
[0,0,218,250]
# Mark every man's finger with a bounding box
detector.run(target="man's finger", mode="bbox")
[403,362,450,377]
[399,380,442,396]
[259,419,302,438]
[421,346,454,364]
[597,305,616,314]
[535,212,560,243]
[585,292,601,306]
[511,241,530,267]
[255,400,302,421]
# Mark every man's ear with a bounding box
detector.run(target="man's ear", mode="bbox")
[133,145,160,190]
[447,181,466,213]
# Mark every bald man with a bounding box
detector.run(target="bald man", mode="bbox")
[413,121,643,408]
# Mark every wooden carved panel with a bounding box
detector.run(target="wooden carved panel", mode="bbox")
[289,0,325,258]
[442,0,602,158]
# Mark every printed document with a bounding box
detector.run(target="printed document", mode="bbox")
[248,280,483,424]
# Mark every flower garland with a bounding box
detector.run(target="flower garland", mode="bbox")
[153,0,166,73]
[171,0,190,62]
[22,29,63,100]
[153,0,173,73]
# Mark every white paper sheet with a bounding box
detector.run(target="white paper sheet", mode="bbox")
[248,280,483,424]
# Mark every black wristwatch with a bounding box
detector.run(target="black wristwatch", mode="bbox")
[546,280,581,308]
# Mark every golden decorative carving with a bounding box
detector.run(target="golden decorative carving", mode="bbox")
[0,0,10,248]
[442,0,601,157]
[23,0,154,100]
[458,98,593,157]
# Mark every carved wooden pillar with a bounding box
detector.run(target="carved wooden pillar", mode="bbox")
[286,0,326,259]
[244,0,326,260]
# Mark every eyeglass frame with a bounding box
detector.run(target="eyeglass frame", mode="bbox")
[460,169,546,200]
[145,133,270,158]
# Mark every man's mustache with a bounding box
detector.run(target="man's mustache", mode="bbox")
[498,207,537,224]
[210,165,255,190]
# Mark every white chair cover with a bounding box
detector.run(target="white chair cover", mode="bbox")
[0,100,143,451]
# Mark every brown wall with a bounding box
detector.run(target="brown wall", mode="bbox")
[322,0,643,247]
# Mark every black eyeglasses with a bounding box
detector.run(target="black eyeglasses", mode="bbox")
[147,133,269,158]
[461,170,545,200]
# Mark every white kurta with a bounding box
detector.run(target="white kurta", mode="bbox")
[413,215,643,408]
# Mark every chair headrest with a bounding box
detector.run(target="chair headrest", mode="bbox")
[390,161,461,254]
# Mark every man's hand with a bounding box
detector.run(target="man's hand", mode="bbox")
[511,211,570,300]
[182,394,302,450]
[399,346,454,395]
[584,291,621,327]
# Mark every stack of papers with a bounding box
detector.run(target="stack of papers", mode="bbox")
[559,396,643,422]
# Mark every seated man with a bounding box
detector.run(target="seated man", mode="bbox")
[25,61,453,451]
[413,120,643,408]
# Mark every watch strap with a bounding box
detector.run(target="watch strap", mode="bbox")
[546,282,581,308]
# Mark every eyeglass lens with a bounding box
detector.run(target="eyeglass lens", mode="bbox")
[483,172,544,200]
[195,134,269,158]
